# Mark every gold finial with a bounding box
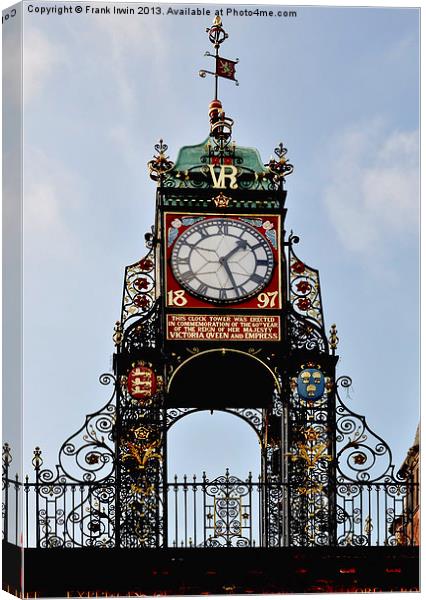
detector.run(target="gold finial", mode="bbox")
[147,139,174,183]
[113,320,123,346]
[267,142,294,184]
[329,323,339,353]
[32,447,43,470]
[208,98,234,147]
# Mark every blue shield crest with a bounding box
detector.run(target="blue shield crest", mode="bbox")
[297,368,325,401]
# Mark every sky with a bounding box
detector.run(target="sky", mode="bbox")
[1,2,420,485]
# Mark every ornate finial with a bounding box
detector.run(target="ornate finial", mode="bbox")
[208,16,227,48]
[267,143,294,184]
[32,447,43,470]
[212,191,231,208]
[3,443,12,467]
[208,99,234,147]
[113,321,123,347]
[147,139,174,182]
[199,17,239,100]
[329,324,339,353]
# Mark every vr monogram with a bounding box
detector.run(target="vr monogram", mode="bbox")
[208,164,239,189]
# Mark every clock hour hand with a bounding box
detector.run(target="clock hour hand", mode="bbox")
[220,239,248,263]
[219,240,248,289]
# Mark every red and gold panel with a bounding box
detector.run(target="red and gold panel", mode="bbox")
[167,314,281,342]
[164,212,282,310]
[127,363,157,400]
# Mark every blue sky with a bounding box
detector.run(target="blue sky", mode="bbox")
[2,2,420,480]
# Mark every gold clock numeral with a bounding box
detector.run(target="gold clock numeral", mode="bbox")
[167,290,188,307]
[257,291,279,309]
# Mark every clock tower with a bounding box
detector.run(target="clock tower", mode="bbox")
[114,16,337,548]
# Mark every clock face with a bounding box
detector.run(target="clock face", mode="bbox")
[170,218,274,303]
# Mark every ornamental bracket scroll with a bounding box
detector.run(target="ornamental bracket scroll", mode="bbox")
[335,375,404,484]
[288,233,325,331]
[120,248,157,328]
[34,373,117,485]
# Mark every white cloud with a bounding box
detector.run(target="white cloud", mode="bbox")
[324,121,419,258]
[23,29,67,103]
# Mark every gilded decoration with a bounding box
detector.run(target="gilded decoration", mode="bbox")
[121,434,162,475]
[266,142,294,183]
[329,323,339,352]
[148,139,175,182]
[213,191,231,207]
[291,438,332,470]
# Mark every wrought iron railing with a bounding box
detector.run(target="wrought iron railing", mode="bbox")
[2,467,418,549]
[2,374,419,550]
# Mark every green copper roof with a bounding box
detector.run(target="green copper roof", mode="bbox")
[174,138,268,173]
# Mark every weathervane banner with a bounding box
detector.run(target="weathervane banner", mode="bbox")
[216,56,237,80]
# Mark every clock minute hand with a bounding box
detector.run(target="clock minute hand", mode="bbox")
[222,260,238,289]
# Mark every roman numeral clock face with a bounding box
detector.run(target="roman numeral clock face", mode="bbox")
[170,218,274,303]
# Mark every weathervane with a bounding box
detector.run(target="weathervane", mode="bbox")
[199,16,239,100]
[199,17,238,150]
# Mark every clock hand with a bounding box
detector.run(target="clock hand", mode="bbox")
[220,239,248,263]
[221,260,238,289]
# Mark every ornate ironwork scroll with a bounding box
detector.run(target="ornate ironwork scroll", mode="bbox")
[166,406,263,439]
[35,479,116,549]
[163,167,282,192]
[203,471,252,547]
[31,374,117,548]
[55,374,116,484]
[33,373,115,486]
[336,376,396,483]
[334,376,411,547]
[121,249,157,327]
[288,313,328,353]
[289,237,325,329]
[122,301,161,354]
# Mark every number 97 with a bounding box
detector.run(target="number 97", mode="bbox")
[257,291,279,309]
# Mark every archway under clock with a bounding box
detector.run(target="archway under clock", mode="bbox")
[166,347,279,409]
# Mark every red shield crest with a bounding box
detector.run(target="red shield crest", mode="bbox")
[127,365,157,400]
